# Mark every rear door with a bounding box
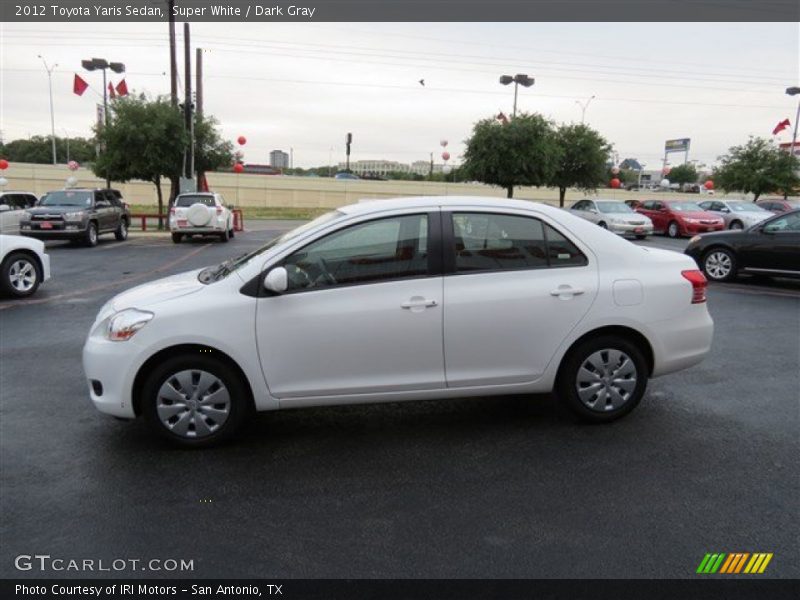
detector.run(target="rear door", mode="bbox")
[441,210,597,387]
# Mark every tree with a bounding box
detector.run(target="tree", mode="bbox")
[0,135,96,164]
[713,137,800,201]
[666,163,698,187]
[194,114,235,178]
[462,113,560,198]
[548,123,611,206]
[93,94,187,217]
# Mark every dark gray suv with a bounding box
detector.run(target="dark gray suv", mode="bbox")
[20,188,131,247]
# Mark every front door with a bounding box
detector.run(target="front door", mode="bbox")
[442,211,598,387]
[256,212,445,399]
[739,212,800,272]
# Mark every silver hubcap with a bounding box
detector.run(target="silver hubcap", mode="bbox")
[576,349,638,412]
[8,259,37,292]
[705,251,732,280]
[89,226,97,243]
[668,223,678,237]
[120,222,127,237]
[730,222,742,230]
[156,369,231,438]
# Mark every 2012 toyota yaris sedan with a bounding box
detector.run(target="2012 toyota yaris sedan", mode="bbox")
[83,197,714,447]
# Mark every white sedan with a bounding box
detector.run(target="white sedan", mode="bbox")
[170,192,234,243]
[83,197,713,447]
[0,234,51,297]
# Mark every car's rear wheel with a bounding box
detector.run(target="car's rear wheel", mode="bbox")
[598,221,607,229]
[171,232,182,244]
[85,222,99,247]
[702,247,737,282]
[114,218,128,241]
[0,251,41,298]
[666,221,680,238]
[219,228,230,243]
[141,354,250,448]
[556,335,648,423]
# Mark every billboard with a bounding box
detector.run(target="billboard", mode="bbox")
[665,138,691,153]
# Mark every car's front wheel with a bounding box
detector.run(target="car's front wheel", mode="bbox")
[85,222,99,247]
[702,247,737,282]
[0,251,41,298]
[556,336,648,423]
[666,221,680,238]
[141,354,251,448]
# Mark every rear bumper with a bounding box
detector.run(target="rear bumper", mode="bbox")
[649,307,714,377]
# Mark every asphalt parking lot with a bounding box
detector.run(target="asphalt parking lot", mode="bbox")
[1,222,798,579]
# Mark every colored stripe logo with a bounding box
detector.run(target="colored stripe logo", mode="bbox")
[697,553,773,574]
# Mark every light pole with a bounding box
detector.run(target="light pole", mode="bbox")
[82,57,125,188]
[575,95,595,124]
[37,55,58,165]
[784,86,800,199]
[499,73,534,118]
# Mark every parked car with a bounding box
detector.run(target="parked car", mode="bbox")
[635,199,724,238]
[0,234,51,297]
[83,196,713,447]
[685,209,800,282]
[624,199,642,210]
[169,192,234,243]
[0,191,38,234]
[697,199,772,230]
[569,199,653,239]
[334,172,360,180]
[19,188,130,247]
[756,199,800,214]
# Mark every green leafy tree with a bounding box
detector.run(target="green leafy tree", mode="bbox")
[714,137,800,201]
[549,123,612,206]
[194,114,235,178]
[0,135,97,164]
[666,163,699,187]
[462,113,560,198]
[93,94,187,216]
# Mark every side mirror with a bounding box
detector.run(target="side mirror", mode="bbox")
[263,267,288,294]
[0,204,10,213]
[720,207,730,213]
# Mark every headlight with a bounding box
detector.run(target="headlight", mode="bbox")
[688,235,701,244]
[107,308,154,342]
[64,211,85,221]
[23,210,34,219]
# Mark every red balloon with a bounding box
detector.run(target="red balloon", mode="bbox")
[704,180,714,190]
[237,136,247,146]
[662,167,671,176]
[0,159,8,170]
[233,163,244,173]
[441,151,450,161]
[67,160,80,171]
[610,178,621,189]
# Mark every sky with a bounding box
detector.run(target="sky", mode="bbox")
[1,21,798,170]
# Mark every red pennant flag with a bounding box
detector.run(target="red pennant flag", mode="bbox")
[496,111,508,124]
[73,74,89,96]
[115,79,129,97]
[772,118,790,135]
[108,82,116,99]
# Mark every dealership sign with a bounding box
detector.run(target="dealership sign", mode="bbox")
[665,138,691,153]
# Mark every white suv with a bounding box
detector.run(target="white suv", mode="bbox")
[170,192,234,243]
[84,196,714,447]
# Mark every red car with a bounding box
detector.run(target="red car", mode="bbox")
[756,198,800,214]
[636,199,725,238]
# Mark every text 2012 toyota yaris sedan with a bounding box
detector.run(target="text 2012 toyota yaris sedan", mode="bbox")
[83,197,714,447]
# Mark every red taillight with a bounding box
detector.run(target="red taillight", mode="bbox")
[216,206,223,214]
[169,207,175,215]
[682,270,708,304]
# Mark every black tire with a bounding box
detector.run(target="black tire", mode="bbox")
[635,234,647,240]
[556,335,648,423]
[171,232,182,244]
[0,251,41,298]
[140,354,251,448]
[219,228,230,243]
[229,226,235,239]
[598,221,608,229]
[84,221,99,247]
[114,218,128,241]
[729,220,743,230]
[666,221,680,238]
[701,247,737,282]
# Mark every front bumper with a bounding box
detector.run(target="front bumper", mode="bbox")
[83,332,143,419]
[20,221,89,240]
[608,222,653,236]
[682,222,724,235]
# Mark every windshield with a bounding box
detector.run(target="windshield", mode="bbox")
[597,201,633,214]
[176,195,215,207]
[729,202,769,213]
[198,210,345,283]
[39,191,92,207]
[669,202,703,212]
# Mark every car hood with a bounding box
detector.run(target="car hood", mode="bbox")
[27,206,81,215]
[108,269,206,313]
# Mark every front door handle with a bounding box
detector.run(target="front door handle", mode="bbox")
[401,296,438,311]
[550,285,585,299]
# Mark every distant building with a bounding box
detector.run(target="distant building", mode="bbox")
[340,159,447,177]
[269,150,290,169]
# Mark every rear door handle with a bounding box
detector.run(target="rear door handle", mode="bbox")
[550,285,585,298]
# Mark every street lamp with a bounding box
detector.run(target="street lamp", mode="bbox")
[575,95,595,124]
[786,86,800,160]
[499,73,534,118]
[37,55,58,165]
[82,58,125,187]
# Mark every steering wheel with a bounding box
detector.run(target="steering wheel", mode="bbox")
[317,258,338,285]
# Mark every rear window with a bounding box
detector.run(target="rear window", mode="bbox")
[176,195,215,207]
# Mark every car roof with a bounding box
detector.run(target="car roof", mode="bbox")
[339,196,572,218]
[0,191,37,195]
